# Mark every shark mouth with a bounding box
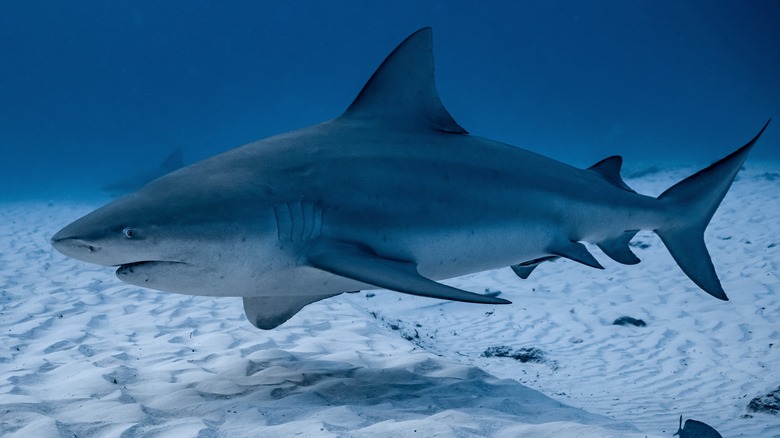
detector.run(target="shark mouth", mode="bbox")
[116,261,187,275]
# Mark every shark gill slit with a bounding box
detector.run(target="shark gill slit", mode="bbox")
[292,201,304,241]
[272,203,292,241]
[274,201,323,241]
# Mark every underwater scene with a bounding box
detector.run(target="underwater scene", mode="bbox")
[1,1,779,437]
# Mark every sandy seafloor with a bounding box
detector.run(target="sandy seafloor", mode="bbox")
[1,163,779,438]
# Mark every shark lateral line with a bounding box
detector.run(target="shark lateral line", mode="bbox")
[51,28,770,330]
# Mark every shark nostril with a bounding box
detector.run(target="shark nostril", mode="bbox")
[51,236,100,255]
[79,241,100,253]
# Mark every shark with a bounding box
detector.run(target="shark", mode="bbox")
[103,148,184,194]
[51,28,769,330]
[674,416,723,438]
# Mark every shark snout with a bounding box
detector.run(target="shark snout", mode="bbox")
[51,230,103,262]
[51,235,100,259]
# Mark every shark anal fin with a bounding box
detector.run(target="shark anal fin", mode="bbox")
[549,241,603,270]
[307,241,510,305]
[511,256,560,279]
[588,155,635,193]
[597,230,640,265]
[242,294,340,330]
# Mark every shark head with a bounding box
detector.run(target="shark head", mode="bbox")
[52,193,176,268]
[51,170,278,296]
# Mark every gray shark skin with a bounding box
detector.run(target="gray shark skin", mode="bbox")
[51,28,769,330]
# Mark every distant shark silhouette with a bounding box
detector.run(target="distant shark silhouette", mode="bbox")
[673,415,723,437]
[51,28,769,329]
[103,148,184,193]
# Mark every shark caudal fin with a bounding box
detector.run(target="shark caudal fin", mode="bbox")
[656,120,770,300]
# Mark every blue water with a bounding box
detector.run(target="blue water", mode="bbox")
[2,0,778,200]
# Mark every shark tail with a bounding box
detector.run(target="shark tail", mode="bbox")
[655,120,770,300]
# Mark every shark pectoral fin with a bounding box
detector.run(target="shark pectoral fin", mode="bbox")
[596,230,640,265]
[307,241,511,305]
[549,241,604,270]
[242,293,341,330]
[510,256,560,279]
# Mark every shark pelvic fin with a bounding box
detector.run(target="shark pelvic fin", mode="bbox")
[549,241,604,270]
[511,256,560,279]
[307,240,510,304]
[243,294,340,330]
[342,27,466,134]
[588,155,635,192]
[596,230,640,265]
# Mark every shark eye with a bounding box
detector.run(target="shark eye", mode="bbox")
[123,227,136,239]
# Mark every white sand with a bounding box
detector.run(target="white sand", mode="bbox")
[1,163,778,437]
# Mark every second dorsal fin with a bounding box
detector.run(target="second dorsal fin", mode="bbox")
[342,27,467,134]
[588,155,635,192]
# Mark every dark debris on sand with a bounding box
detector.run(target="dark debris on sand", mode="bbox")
[613,316,647,327]
[482,346,547,364]
[747,387,780,415]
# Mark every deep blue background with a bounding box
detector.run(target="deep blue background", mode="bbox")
[1,0,778,199]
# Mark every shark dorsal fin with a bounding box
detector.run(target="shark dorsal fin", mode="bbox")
[343,27,467,134]
[588,155,635,193]
[159,148,184,172]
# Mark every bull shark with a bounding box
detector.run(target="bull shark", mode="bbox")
[673,416,722,438]
[51,28,769,330]
[103,148,184,194]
